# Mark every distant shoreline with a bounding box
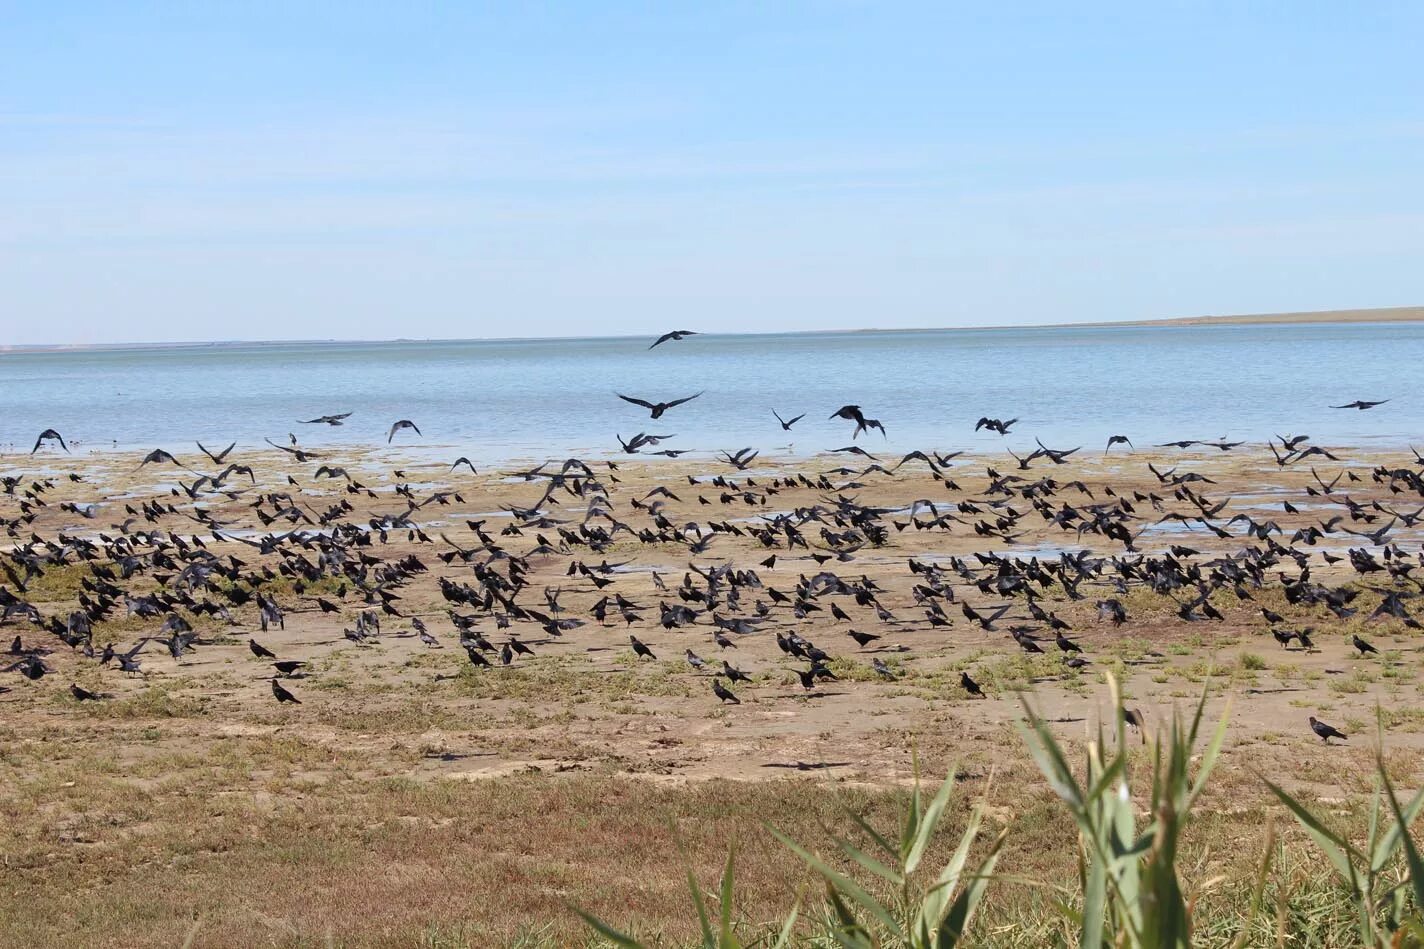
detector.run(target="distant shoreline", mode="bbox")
[2,304,1420,354]
[1095,305,1424,328]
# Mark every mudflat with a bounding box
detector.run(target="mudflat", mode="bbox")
[3,441,1422,945]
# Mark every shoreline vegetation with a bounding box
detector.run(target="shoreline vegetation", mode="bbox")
[2,304,1420,354]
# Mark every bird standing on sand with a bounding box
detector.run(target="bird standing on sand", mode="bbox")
[712,678,740,704]
[271,678,301,704]
[1309,716,1346,743]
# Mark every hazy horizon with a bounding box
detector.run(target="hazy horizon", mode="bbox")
[3,303,1424,352]
[4,5,1422,346]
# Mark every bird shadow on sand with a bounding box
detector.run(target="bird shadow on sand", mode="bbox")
[422,751,496,763]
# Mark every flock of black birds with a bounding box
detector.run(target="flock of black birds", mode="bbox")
[1,329,1412,751]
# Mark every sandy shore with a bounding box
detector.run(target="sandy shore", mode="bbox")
[4,439,1424,942]
[3,441,1422,785]
[1110,304,1424,327]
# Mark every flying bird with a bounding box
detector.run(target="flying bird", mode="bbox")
[974,417,1018,435]
[1331,400,1389,410]
[830,405,886,438]
[649,329,698,350]
[617,392,703,419]
[773,409,805,431]
[300,412,352,426]
[197,441,236,464]
[31,429,69,454]
[137,449,187,469]
[387,420,421,443]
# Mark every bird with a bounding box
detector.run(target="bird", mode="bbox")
[31,429,69,453]
[630,635,656,660]
[299,412,352,425]
[248,639,277,659]
[271,678,301,704]
[974,417,1017,435]
[830,405,886,438]
[197,441,236,464]
[617,392,703,419]
[847,629,881,648]
[722,661,752,684]
[773,409,805,431]
[137,448,186,469]
[4,656,49,680]
[264,437,322,462]
[1330,400,1388,410]
[1352,634,1378,656]
[960,671,984,697]
[272,660,306,677]
[69,683,104,701]
[1104,434,1132,455]
[1309,716,1346,743]
[387,420,421,443]
[871,658,896,679]
[706,677,740,704]
[649,329,698,350]
[685,649,707,671]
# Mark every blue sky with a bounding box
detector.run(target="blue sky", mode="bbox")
[3,3,1421,345]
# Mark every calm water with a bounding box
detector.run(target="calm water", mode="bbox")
[1,323,1420,465]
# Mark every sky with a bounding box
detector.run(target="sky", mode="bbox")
[2,3,1422,345]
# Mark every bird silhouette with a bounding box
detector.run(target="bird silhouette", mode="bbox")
[649,330,698,350]
[618,392,703,419]
[387,419,421,443]
[271,678,301,704]
[1309,716,1346,743]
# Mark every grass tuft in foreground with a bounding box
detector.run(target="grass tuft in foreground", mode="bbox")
[580,678,1424,947]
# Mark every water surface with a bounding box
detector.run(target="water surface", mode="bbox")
[1,322,1418,464]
